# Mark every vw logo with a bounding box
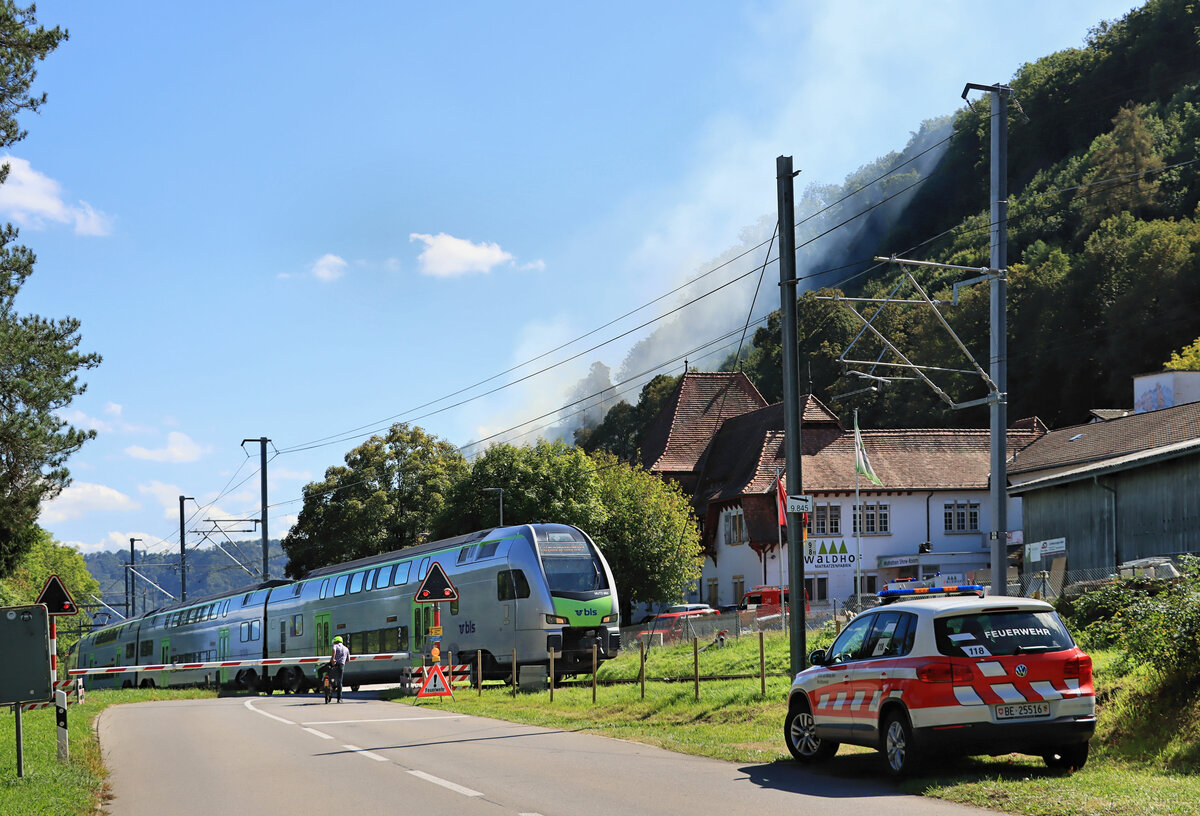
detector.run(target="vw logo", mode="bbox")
[1014,664,1028,677]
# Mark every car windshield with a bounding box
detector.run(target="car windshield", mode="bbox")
[935,609,1075,657]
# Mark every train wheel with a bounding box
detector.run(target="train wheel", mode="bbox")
[121,679,133,689]
[278,667,302,694]
[139,679,155,689]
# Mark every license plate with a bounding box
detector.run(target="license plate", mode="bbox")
[994,701,1050,720]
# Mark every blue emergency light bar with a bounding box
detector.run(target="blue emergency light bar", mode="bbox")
[878,583,986,600]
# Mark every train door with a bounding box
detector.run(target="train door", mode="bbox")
[218,628,230,685]
[159,638,170,687]
[315,612,332,658]
[411,601,433,654]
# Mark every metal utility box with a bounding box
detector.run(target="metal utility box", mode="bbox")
[1,604,52,705]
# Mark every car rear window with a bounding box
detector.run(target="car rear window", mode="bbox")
[934,609,1075,657]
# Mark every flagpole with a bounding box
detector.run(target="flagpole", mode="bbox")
[776,469,786,635]
[854,409,861,611]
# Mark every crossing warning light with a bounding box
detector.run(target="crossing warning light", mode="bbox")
[414,562,458,603]
[36,575,78,616]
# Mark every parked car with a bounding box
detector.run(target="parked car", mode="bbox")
[784,580,1096,776]
[664,603,716,614]
[636,608,720,645]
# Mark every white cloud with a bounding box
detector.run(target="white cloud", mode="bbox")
[311,253,348,281]
[410,232,533,278]
[138,480,186,520]
[41,482,140,524]
[57,408,113,433]
[271,467,312,481]
[125,431,209,463]
[0,155,113,235]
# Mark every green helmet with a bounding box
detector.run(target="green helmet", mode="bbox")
[332,636,343,643]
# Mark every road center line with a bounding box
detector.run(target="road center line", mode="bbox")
[243,699,294,725]
[302,715,466,725]
[408,769,484,797]
[302,727,333,740]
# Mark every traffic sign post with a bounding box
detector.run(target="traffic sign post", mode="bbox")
[414,563,458,689]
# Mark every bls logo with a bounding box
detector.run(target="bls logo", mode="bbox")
[575,608,598,617]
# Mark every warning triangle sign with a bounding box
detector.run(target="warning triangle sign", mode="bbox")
[415,562,458,603]
[418,664,453,698]
[36,574,78,616]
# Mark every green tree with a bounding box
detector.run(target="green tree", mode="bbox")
[575,373,679,462]
[1165,337,1200,370]
[431,440,607,538]
[0,7,97,577]
[0,527,100,673]
[282,424,468,577]
[589,451,702,624]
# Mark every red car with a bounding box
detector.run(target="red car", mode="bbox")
[636,608,720,645]
[784,582,1095,776]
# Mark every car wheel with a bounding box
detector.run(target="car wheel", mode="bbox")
[882,711,919,777]
[1043,742,1089,771]
[784,698,838,762]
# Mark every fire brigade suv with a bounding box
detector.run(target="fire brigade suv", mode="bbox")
[784,580,1096,776]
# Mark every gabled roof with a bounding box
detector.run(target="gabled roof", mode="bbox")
[639,371,767,473]
[1008,400,1200,479]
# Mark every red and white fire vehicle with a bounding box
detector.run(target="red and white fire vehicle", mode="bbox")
[784,580,1096,776]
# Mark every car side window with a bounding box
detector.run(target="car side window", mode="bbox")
[827,612,875,664]
[863,611,916,658]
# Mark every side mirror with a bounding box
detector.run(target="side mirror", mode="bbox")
[808,649,827,667]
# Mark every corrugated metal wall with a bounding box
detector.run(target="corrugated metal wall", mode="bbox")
[1019,454,1200,573]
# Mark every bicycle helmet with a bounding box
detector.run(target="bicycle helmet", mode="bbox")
[332,636,343,643]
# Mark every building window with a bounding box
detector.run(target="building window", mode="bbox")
[853,502,890,535]
[706,578,719,607]
[732,574,745,603]
[944,501,981,533]
[808,503,841,536]
[803,574,829,603]
[723,507,747,545]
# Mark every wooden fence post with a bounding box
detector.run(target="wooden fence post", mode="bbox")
[639,638,646,700]
[759,631,766,696]
[693,637,699,702]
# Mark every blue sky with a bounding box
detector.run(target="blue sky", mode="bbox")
[18,1,1138,564]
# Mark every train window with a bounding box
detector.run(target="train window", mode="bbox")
[125,642,136,661]
[366,629,380,654]
[334,575,349,596]
[251,620,260,641]
[320,578,330,600]
[478,541,500,559]
[350,631,367,654]
[376,564,394,590]
[457,546,477,564]
[350,572,365,594]
[364,569,377,591]
[140,640,153,658]
[292,583,303,597]
[222,600,230,617]
[498,569,531,601]
[208,603,217,619]
[393,562,411,585]
[240,622,250,642]
[291,614,303,637]
[418,557,430,580]
[381,627,400,652]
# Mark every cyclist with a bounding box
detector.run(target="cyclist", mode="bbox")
[330,636,350,702]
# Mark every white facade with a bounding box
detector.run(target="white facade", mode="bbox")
[697,490,1024,612]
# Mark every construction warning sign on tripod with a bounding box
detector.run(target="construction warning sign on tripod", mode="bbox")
[414,562,458,603]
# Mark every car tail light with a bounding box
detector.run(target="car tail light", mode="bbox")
[1064,653,1093,684]
[916,660,973,684]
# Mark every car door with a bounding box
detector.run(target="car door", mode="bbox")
[812,612,874,740]
[849,610,915,737]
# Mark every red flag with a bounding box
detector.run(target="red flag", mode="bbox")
[777,476,787,526]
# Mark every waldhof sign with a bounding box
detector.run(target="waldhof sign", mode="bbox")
[804,541,859,568]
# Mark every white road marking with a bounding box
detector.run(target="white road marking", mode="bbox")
[302,715,466,725]
[408,769,484,797]
[302,727,333,739]
[243,699,294,725]
[343,743,389,762]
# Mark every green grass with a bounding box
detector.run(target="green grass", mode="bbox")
[9,635,1198,816]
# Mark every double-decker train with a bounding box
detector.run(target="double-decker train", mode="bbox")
[74,523,621,691]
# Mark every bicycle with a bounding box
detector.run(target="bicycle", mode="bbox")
[320,662,341,704]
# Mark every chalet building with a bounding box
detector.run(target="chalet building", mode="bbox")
[1008,371,1200,586]
[639,372,1043,612]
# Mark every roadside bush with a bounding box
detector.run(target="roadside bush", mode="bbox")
[1117,558,1200,685]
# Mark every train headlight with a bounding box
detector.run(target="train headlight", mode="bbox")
[545,614,569,625]
[602,614,617,624]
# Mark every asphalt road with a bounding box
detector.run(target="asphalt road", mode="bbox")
[97,689,1001,816]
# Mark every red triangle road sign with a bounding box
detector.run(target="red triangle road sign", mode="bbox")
[417,664,453,698]
[414,562,458,603]
[36,574,78,616]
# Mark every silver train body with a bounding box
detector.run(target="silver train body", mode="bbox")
[74,523,621,691]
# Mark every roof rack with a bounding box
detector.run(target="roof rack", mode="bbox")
[878,577,985,604]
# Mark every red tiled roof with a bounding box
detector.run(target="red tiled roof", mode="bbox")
[639,372,767,473]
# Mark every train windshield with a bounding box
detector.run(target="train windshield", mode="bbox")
[534,526,609,594]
